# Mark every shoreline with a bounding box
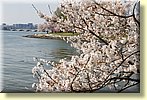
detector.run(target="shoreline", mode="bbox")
[23,33,70,40]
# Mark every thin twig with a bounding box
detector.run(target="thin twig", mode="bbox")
[80,18,109,45]
[87,73,92,91]
[118,82,139,92]
[132,1,140,26]
[48,4,52,14]
[43,69,57,83]
[109,77,140,83]
[32,4,38,13]
[93,0,133,18]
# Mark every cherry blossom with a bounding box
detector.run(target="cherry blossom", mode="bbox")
[32,0,140,92]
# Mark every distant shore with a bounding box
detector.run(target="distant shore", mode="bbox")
[23,34,62,39]
[23,33,79,39]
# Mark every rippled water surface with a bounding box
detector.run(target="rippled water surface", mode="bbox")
[2,31,77,92]
[1,31,139,93]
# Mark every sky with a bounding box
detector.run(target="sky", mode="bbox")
[0,0,62,25]
[0,0,139,25]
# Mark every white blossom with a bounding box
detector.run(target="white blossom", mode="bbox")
[32,0,140,92]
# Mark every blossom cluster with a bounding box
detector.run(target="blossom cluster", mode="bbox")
[32,0,140,92]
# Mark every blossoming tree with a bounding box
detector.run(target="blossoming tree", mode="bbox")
[32,0,140,92]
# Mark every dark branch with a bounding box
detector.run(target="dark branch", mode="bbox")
[71,56,91,92]
[132,1,140,26]
[118,82,139,92]
[43,69,57,83]
[95,12,132,18]
[93,1,133,18]
[48,4,53,14]
[109,50,140,76]
[32,4,39,13]
[109,77,140,83]
[81,18,109,45]
[90,50,140,92]
[87,73,92,91]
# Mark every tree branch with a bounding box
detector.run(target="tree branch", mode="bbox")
[132,1,140,26]
[93,0,133,18]
[48,4,53,14]
[109,77,140,83]
[118,82,139,92]
[32,4,39,13]
[81,18,109,45]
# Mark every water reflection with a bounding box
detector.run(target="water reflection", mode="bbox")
[50,48,78,61]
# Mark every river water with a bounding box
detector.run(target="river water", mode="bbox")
[1,31,139,93]
[2,31,77,92]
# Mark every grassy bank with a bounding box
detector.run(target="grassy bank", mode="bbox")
[48,32,79,36]
[23,32,80,39]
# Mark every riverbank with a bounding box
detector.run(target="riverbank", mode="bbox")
[23,32,79,40]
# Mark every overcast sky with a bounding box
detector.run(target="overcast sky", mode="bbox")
[0,0,139,25]
[1,0,62,25]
